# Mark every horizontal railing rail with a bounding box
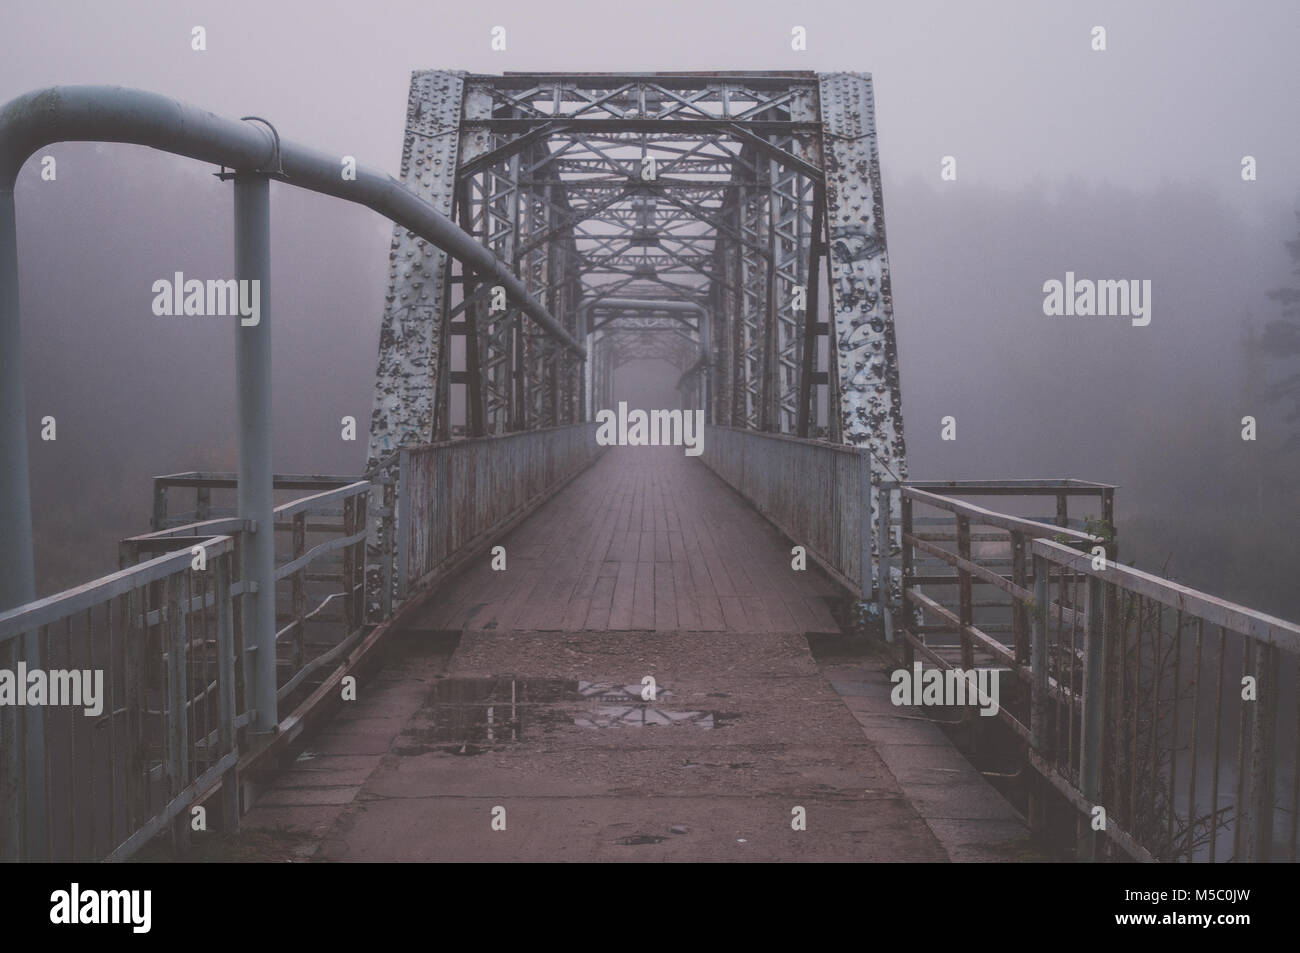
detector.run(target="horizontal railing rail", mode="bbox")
[150,472,360,530]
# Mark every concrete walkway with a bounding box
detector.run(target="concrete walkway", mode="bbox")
[241,447,1029,861]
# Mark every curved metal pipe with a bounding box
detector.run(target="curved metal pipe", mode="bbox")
[0,86,583,355]
[0,85,584,612]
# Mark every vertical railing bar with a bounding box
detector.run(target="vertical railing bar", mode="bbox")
[64,615,74,861]
[107,590,121,855]
[1169,608,1182,850]
[901,493,914,670]
[1129,595,1141,830]
[381,475,395,619]
[1149,601,1162,844]
[1290,665,1300,863]
[1068,569,1079,782]
[1,634,15,861]
[1209,624,1226,863]
[1055,564,1066,770]
[342,496,356,636]
[86,605,98,860]
[397,449,410,603]
[39,625,52,860]
[124,584,141,848]
[1233,638,1252,861]
[1028,552,1049,835]
[1186,617,1203,861]
[292,510,306,680]
[957,515,973,679]
[1078,574,1104,862]
[165,572,186,853]
[876,481,894,643]
[1011,530,1027,667]
[216,553,240,835]
[205,565,215,772]
[1114,588,1129,830]
[1249,640,1278,862]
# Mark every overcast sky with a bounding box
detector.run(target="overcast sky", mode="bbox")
[3,1,1298,202]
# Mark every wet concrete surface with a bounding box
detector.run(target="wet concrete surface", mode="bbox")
[239,450,1028,862]
[242,628,997,862]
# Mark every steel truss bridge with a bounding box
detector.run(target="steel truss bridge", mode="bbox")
[0,72,1296,865]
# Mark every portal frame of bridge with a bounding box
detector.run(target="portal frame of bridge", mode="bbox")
[371,71,906,463]
[369,71,909,613]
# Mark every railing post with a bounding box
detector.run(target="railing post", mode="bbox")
[1,650,15,862]
[876,482,894,643]
[397,448,410,603]
[215,554,241,833]
[858,448,873,633]
[957,515,973,672]
[341,495,356,632]
[292,510,306,674]
[151,480,168,531]
[0,190,37,614]
[165,571,191,854]
[900,491,914,668]
[1079,574,1106,861]
[233,171,277,734]
[0,193,46,851]
[1011,531,1028,667]
[1028,551,1050,835]
[0,259,53,862]
[355,488,369,624]
[1101,487,1116,561]
[381,474,396,619]
[1250,642,1279,861]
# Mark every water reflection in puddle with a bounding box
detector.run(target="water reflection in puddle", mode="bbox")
[575,707,716,729]
[394,677,734,754]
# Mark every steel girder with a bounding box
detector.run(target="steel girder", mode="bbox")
[819,73,908,599]
[367,71,464,467]
[371,71,907,573]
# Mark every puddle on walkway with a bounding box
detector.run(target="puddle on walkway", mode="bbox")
[393,677,735,755]
[615,834,668,845]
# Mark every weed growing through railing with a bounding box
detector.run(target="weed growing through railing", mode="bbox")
[1066,575,1225,862]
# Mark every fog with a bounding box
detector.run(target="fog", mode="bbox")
[2,0,1297,618]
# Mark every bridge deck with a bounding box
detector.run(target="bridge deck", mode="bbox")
[242,447,1028,862]
[417,447,843,633]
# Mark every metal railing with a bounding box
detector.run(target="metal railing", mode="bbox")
[892,482,1300,862]
[0,424,611,862]
[379,423,603,613]
[1028,538,1300,863]
[0,534,241,863]
[0,474,370,862]
[700,425,875,599]
[131,473,370,717]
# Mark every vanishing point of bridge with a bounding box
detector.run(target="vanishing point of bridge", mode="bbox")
[0,72,1297,864]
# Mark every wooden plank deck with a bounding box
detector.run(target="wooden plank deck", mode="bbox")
[411,445,844,634]
[242,446,1030,863]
